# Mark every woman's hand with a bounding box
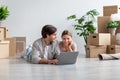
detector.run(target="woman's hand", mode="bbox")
[68,41,75,52]
[68,41,73,47]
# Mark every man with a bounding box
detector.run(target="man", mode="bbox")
[30,25,60,64]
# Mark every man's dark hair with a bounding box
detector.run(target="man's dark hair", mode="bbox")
[41,25,57,38]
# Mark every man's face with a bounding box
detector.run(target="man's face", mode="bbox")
[47,32,57,42]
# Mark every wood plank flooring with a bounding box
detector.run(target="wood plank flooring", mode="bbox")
[0,55,120,80]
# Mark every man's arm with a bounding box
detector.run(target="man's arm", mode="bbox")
[39,59,58,64]
[31,41,42,64]
[31,45,58,64]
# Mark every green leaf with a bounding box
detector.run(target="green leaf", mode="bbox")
[0,5,9,21]
[107,21,119,28]
[78,18,84,24]
[67,15,76,20]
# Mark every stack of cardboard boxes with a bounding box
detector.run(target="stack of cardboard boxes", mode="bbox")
[86,5,120,58]
[0,27,26,58]
[98,5,120,33]
[0,27,9,58]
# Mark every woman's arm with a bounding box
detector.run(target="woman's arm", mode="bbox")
[68,41,77,52]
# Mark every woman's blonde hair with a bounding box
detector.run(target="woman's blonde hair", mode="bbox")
[61,30,72,37]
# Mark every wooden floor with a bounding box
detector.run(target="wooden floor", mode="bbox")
[0,55,120,80]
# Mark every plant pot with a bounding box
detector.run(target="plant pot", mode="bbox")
[84,45,89,58]
[116,33,120,45]
[108,28,117,35]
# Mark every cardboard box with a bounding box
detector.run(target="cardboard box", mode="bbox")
[103,5,118,16]
[16,42,25,54]
[85,45,107,58]
[14,37,26,42]
[111,35,117,45]
[5,37,16,56]
[0,41,9,58]
[13,37,26,54]
[116,40,120,45]
[0,27,9,40]
[0,28,4,40]
[97,17,120,34]
[4,28,8,38]
[107,45,120,54]
[87,33,111,45]
[116,21,120,33]
[98,16,110,33]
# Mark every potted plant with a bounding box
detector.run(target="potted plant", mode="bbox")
[67,9,99,44]
[107,21,119,35]
[0,5,9,26]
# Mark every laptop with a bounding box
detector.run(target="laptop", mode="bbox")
[56,51,79,65]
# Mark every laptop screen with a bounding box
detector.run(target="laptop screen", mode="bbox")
[56,51,79,65]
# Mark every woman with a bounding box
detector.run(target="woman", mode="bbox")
[59,30,77,52]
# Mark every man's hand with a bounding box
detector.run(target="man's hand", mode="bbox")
[39,59,58,64]
[48,59,58,64]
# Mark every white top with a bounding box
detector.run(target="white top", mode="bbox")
[44,45,50,60]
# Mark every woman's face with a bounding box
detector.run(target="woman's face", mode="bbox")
[62,34,72,45]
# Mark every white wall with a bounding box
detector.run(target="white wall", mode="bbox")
[0,0,120,54]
